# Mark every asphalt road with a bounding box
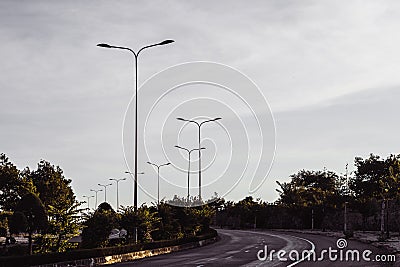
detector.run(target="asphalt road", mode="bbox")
[111,229,397,267]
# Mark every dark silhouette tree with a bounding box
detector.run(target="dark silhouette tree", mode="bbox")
[97,202,114,212]
[81,206,118,248]
[10,193,48,254]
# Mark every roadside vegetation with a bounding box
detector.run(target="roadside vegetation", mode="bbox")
[0,153,215,257]
[217,153,400,240]
[2,152,400,258]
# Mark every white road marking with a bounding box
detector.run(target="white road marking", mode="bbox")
[237,230,315,267]
[286,235,315,267]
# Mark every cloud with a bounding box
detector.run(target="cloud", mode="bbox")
[1,0,400,205]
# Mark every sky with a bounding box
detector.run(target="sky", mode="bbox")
[1,0,400,209]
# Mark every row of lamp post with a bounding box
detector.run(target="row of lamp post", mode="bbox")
[176,117,221,200]
[96,39,222,212]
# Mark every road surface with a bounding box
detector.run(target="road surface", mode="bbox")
[111,229,396,266]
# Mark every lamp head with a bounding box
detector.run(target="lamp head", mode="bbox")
[158,39,174,45]
[97,43,112,48]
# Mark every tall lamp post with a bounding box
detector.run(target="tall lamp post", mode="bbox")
[90,189,103,208]
[98,183,112,203]
[147,162,171,206]
[176,117,221,200]
[124,170,144,244]
[109,178,127,210]
[125,171,144,203]
[97,39,174,212]
[174,145,206,199]
[82,195,94,210]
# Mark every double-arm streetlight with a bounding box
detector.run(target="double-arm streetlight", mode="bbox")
[175,145,206,199]
[98,183,112,203]
[176,117,221,200]
[109,178,127,210]
[147,162,171,205]
[97,39,174,212]
[82,195,94,210]
[90,189,103,208]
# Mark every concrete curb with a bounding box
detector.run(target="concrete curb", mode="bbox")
[32,236,219,267]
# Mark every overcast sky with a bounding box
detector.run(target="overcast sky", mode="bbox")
[1,1,400,209]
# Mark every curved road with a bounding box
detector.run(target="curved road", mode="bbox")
[112,229,396,266]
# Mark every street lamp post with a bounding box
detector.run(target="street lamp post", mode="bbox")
[176,117,221,200]
[125,171,144,203]
[147,162,171,206]
[175,145,206,200]
[90,189,103,208]
[98,183,112,203]
[97,39,174,212]
[344,163,349,233]
[82,195,94,210]
[124,171,144,244]
[109,178,127,210]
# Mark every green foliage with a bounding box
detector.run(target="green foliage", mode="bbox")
[0,211,12,237]
[119,205,160,242]
[276,169,340,208]
[27,160,79,253]
[81,206,118,248]
[0,154,35,211]
[42,201,83,252]
[350,154,400,200]
[29,160,75,212]
[153,203,182,240]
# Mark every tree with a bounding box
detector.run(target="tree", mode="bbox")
[81,204,118,248]
[276,169,341,229]
[350,154,388,199]
[10,193,48,254]
[29,160,77,252]
[30,160,75,211]
[0,154,35,211]
[44,201,83,252]
[277,169,339,207]
[119,205,160,242]
[153,203,182,240]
